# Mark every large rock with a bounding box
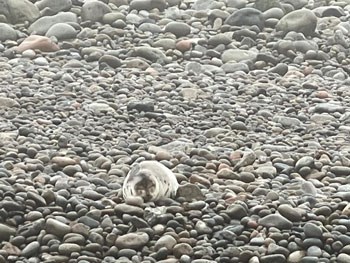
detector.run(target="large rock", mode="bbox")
[115,232,149,249]
[0,224,16,241]
[132,46,169,64]
[17,35,59,53]
[35,0,72,15]
[254,0,281,11]
[0,0,40,24]
[0,23,17,41]
[192,0,215,10]
[224,8,264,30]
[45,218,71,238]
[283,0,308,9]
[221,49,258,63]
[45,23,77,40]
[164,22,191,37]
[258,214,293,230]
[129,0,167,11]
[81,0,111,22]
[28,12,78,35]
[276,9,317,37]
[275,39,318,55]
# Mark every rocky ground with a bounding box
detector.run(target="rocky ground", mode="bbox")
[2,0,350,262]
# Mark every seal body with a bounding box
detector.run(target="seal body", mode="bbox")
[123,161,179,202]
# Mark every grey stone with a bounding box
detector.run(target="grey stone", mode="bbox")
[0,97,19,108]
[224,8,264,30]
[195,220,212,235]
[300,256,319,263]
[283,0,307,9]
[173,243,193,258]
[221,62,249,73]
[99,54,122,69]
[51,156,76,167]
[0,0,40,24]
[330,166,350,176]
[260,254,286,263]
[46,218,71,238]
[81,1,112,22]
[276,9,317,37]
[78,216,100,228]
[164,22,191,37]
[115,232,149,249]
[154,235,177,251]
[0,23,17,41]
[35,0,72,15]
[258,214,293,229]
[275,39,318,55]
[139,23,162,33]
[132,46,168,64]
[226,0,247,8]
[114,204,144,217]
[192,0,215,10]
[62,164,82,176]
[307,246,322,257]
[221,49,258,63]
[129,0,167,11]
[288,251,305,263]
[338,253,350,263]
[153,38,176,50]
[45,23,77,40]
[86,102,116,114]
[82,190,104,200]
[28,12,78,35]
[58,243,81,255]
[177,183,205,201]
[21,241,40,257]
[208,33,231,46]
[0,224,16,242]
[255,165,277,179]
[278,204,302,222]
[295,156,314,171]
[254,0,281,11]
[226,204,248,220]
[234,150,256,171]
[304,222,322,238]
[314,103,345,114]
[272,115,301,127]
[127,100,154,112]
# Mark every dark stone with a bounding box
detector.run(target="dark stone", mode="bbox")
[224,8,264,30]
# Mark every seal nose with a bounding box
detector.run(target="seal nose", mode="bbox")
[144,193,152,202]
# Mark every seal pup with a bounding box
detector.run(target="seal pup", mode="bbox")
[123,160,179,202]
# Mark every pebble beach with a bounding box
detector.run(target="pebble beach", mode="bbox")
[1,0,350,262]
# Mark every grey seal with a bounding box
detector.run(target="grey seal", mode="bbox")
[123,160,179,202]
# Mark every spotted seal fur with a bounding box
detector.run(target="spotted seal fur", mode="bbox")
[123,160,179,202]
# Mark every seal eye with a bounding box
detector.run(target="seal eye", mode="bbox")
[135,188,146,197]
[148,184,155,193]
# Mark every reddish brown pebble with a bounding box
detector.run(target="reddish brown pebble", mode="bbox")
[189,174,211,187]
[314,90,330,99]
[218,163,230,170]
[247,220,259,228]
[176,39,192,52]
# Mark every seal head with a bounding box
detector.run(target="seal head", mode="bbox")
[123,160,179,202]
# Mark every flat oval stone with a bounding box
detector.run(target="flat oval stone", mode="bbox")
[258,214,293,230]
[45,218,71,238]
[115,232,149,249]
[58,243,81,255]
[277,204,302,222]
